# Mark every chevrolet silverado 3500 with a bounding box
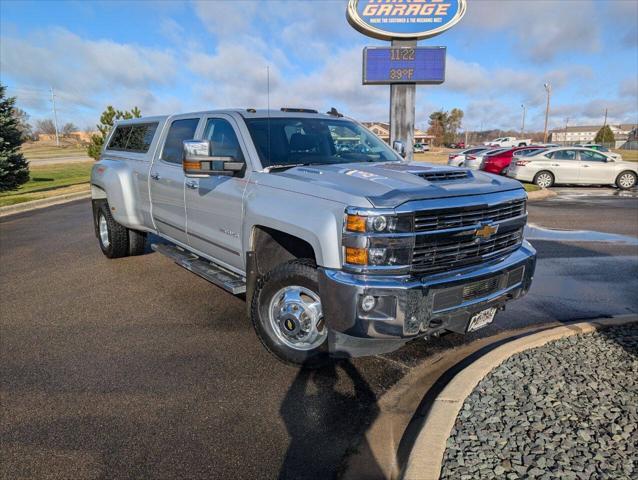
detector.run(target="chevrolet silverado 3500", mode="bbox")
[91,108,536,366]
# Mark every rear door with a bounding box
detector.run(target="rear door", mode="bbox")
[546,149,580,183]
[150,116,200,244]
[578,149,615,184]
[184,115,249,272]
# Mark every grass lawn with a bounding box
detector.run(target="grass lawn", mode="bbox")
[0,161,93,207]
[523,183,540,192]
[616,149,638,162]
[21,140,89,160]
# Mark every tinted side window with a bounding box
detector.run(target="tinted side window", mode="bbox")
[161,118,199,164]
[126,123,159,153]
[108,126,132,150]
[203,119,245,161]
[580,150,607,162]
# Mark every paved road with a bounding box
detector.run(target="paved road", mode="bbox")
[1,189,637,479]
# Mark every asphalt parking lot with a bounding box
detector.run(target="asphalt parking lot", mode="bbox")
[1,187,637,479]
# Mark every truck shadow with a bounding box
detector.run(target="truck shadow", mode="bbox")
[278,360,383,480]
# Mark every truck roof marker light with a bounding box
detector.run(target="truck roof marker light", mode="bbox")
[346,247,368,265]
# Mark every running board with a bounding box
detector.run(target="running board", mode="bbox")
[151,243,246,294]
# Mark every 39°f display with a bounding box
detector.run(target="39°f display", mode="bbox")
[362,46,446,85]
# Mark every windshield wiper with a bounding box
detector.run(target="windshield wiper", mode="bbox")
[263,163,309,172]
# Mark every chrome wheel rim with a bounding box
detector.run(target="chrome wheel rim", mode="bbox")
[268,286,326,351]
[619,173,635,189]
[99,214,110,248]
[536,173,552,188]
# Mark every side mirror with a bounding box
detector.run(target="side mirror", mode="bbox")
[393,140,406,158]
[183,140,244,176]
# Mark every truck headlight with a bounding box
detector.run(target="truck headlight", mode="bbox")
[345,213,412,234]
[343,209,415,273]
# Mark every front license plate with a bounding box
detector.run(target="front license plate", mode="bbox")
[467,307,498,332]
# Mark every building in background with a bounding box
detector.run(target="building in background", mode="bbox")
[363,122,434,146]
[550,124,636,148]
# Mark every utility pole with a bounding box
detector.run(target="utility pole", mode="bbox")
[543,82,552,143]
[603,108,608,128]
[50,87,60,147]
[564,117,569,146]
[520,104,526,137]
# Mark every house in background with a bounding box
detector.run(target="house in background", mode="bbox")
[550,124,636,148]
[362,122,434,146]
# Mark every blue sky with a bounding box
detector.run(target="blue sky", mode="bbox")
[1,0,637,132]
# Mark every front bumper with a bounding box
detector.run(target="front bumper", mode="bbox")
[319,241,536,357]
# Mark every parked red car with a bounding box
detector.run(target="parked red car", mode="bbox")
[480,146,545,175]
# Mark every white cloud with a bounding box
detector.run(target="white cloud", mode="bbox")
[0,28,177,119]
[462,0,600,63]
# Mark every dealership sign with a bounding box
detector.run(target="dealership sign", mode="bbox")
[363,46,446,84]
[346,0,467,40]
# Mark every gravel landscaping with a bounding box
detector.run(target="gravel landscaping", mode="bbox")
[440,324,638,480]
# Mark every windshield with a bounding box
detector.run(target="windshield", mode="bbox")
[244,117,401,168]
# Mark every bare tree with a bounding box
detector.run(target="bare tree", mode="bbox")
[35,119,57,135]
[61,122,78,136]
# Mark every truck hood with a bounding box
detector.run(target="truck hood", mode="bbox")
[273,161,524,208]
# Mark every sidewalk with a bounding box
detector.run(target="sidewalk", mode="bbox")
[403,318,637,480]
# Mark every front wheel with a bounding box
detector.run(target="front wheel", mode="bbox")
[533,171,554,189]
[616,171,637,190]
[251,260,330,368]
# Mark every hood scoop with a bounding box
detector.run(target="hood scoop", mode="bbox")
[416,170,471,182]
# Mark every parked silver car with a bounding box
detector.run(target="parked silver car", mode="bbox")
[447,146,490,167]
[464,148,507,170]
[507,147,637,189]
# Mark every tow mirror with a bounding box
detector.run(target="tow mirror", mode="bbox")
[182,140,244,176]
[393,140,406,158]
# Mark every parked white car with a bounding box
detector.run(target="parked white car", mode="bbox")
[507,147,637,189]
[447,146,490,167]
[464,148,508,170]
[413,143,430,153]
[484,137,531,148]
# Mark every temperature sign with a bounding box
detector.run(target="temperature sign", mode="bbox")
[362,46,446,85]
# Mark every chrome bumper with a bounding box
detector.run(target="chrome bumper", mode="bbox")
[319,241,536,357]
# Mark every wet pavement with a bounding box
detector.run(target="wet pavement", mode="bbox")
[1,187,636,479]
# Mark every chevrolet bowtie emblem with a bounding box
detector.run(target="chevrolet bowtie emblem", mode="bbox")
[475,223,499,240]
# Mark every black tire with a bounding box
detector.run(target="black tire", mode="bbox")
[615,171,637,190]
[533,170,554,189]
[96,202,129,258]
[251,260,331,368]
[128,229,147,256]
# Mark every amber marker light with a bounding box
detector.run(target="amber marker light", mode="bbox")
[346,214,366,233]
[345,247,368,265]
[184,161,201,170]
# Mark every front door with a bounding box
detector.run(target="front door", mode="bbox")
[185,116,249,272]
[547,149,580,183]
[578,149,615,184]
[150,117,200,244]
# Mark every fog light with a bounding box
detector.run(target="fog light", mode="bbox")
[361,295,376,312]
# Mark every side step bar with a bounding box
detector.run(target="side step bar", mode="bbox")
[151,243,246,295]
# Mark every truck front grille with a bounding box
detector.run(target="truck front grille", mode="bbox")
[414,199,526,232]
[412,228,524,274]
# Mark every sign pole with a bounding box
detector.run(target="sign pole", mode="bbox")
[389,39,417,162]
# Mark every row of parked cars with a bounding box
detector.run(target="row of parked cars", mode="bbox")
[447,144,637,190]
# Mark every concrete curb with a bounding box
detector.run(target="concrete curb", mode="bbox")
[401,314,638,480]
[0,190,90,218]
[527,188,557,202]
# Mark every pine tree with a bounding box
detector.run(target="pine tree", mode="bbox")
[87,105,142,160]
[0,85,30,192]
[594,125,615,144]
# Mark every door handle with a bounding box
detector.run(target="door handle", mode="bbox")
[551,164,559,167]
[583,164,590,167]
[186,180,199,189]
[150,172,160,180]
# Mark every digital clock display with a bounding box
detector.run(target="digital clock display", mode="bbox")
[362,46,446,85]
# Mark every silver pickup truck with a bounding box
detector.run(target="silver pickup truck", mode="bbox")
[91,108,536,367]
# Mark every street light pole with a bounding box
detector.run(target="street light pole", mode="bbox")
[543,82,552,144]
[520,104,526,137]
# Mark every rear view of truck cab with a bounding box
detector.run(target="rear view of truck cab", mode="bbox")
[91,108,536,367]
